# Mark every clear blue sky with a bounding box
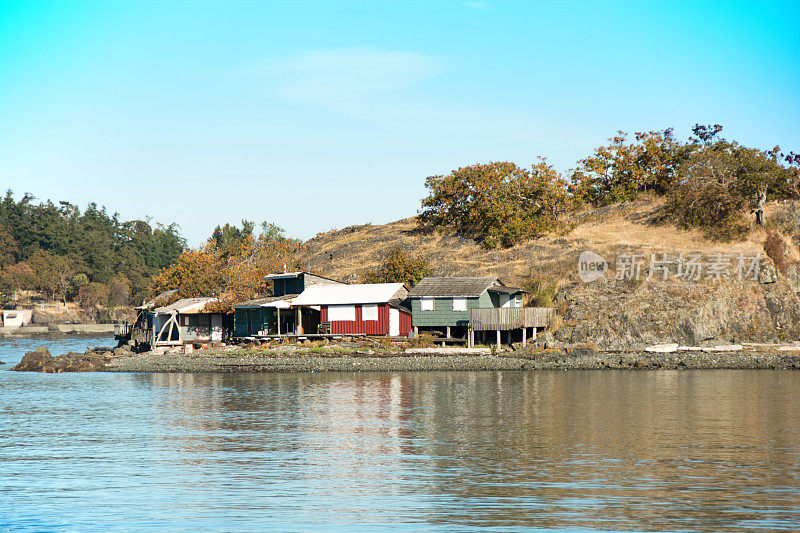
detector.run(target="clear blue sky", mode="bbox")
[1,1,798,245]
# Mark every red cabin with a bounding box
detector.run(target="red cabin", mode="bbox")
[292,283,412,336]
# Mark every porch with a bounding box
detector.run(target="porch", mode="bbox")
[468,307,554,348]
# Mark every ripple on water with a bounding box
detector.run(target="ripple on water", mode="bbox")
[1,337,800,531]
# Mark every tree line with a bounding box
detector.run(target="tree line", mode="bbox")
[420,124,800,246]
[0,191,186,307]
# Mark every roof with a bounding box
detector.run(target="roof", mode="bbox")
[408,277,504,297]
[388,298,412,314]
[488,286,529,295]
[292,283,407,306]
[264,271,343,284]
[232,294,298,309]
[154,297,217,314]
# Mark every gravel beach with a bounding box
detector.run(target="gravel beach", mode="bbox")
[103,349,800,373]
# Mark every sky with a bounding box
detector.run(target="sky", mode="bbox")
[1,0,798,245]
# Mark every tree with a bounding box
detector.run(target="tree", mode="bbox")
[77,282,110,309]
[149,245,225,300]
[149,234,306,311]
[665,136,798,239]
[108,274,131,307]
[570,129,685,205]
[360,246,432,287]
[28,250,75,303]
[419,161,568,248]
[0,225,20,267]
[70,273,89,299]
[210,220,255,251]
[259,221,286,242]
[0,191,187,305]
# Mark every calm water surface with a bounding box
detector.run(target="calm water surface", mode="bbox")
[1,336,799,531]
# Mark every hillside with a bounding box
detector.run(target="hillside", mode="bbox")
[302,198,800,348]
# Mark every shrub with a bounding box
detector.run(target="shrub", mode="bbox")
[360,246,432,287]
[420,161,569,249]
[406,333,434,349]
[764,230,788,273]
[523,272,559,307]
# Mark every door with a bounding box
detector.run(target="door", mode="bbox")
[389,308,400,336]
[211,314,223,341]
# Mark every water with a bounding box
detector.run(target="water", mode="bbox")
[1,337,799,531]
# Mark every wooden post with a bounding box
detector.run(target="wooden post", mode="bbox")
[467,327,473,348]
[522,327,526,347]
[446,326,450,339]
[295,308,302,335]
[532,327,537,341]
[277,309,281,336]
[413,326,418,335]
[496,329,501,350]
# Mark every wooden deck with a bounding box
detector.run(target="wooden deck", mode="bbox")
[468,307,553,331]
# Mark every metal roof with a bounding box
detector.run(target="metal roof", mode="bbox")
[292,283,407,306]
[408,277,504,297]
[231,294,298,309]
[154,297,217,314]
[264,271,344,284]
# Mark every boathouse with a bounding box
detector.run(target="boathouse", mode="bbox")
[291,283,411,336]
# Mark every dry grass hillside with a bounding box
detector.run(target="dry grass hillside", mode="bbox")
[302,198,800,348]
[304,197,790,286]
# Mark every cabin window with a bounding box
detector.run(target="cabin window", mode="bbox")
[198,314,210,327]
[421,298,434,311]
[514,294,523,307]
[362,305,379,321]
[452,298,467,311]
[328,305,356,321]
[189,316,199,328]
[183,316,190,326]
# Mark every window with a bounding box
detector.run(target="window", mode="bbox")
[362,305,379,321]
[452,298,467,311]
[421,298,434,311]
[514,294,523,307]
[328,305,356,321]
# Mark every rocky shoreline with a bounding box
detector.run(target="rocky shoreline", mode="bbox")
[103,348,800,372]
[10,345,800,373]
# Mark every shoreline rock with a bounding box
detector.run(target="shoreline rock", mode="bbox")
[10,343,800,374]
[102,348,800,373]
[11,345,120,373]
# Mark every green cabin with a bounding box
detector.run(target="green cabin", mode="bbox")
[408,277,527,337]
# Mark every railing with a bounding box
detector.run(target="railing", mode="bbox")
[469,307,553,331]
[114,322,133,338]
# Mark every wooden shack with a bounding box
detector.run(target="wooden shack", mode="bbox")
[291,283,411,336]
[232,295,296,337]
[232,271,344,338]
[408,277,550,346]
[151,297,230,346]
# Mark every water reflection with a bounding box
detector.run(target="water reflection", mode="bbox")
[124,370,800,530]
